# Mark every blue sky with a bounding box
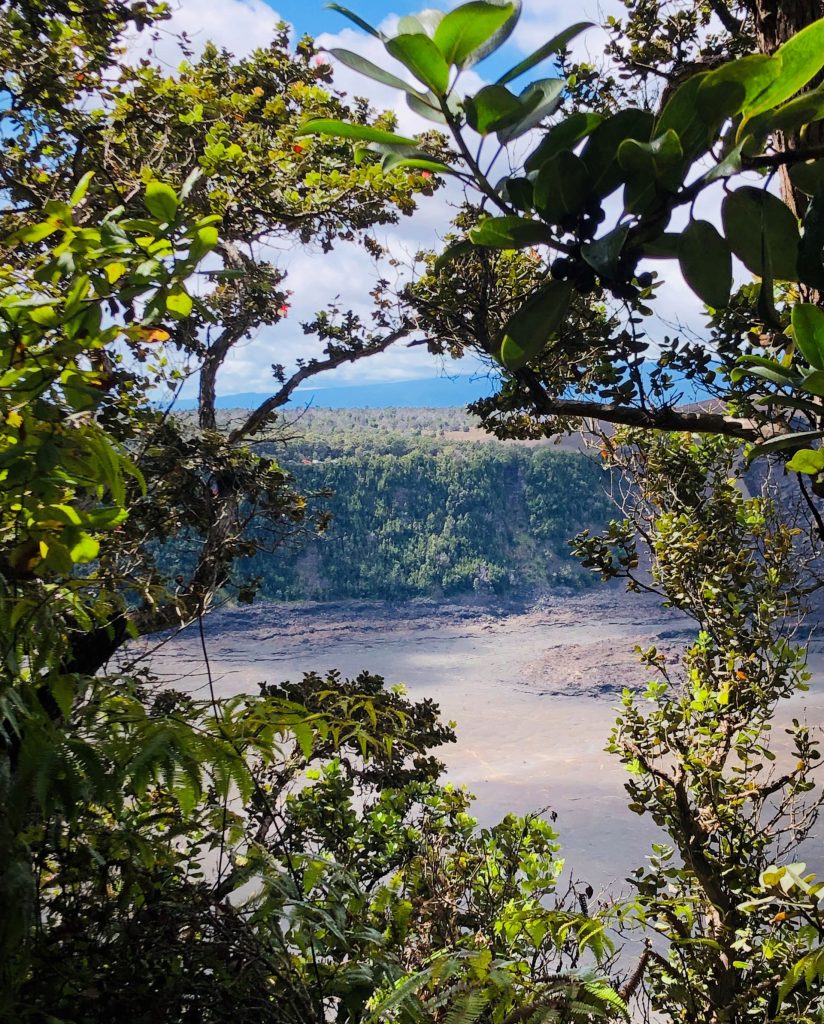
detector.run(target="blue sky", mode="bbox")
[141,0,710,399]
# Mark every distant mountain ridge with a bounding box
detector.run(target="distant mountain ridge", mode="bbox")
[172,375,497,411]
[172,366,716,412]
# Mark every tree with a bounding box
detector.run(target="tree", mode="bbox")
[0,0,440,676]
[575,431,823,1023]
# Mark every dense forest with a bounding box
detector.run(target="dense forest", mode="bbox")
[182,409,612,600]
[5,1,824,1023]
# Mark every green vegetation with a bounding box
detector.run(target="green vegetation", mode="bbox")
[243,428,611,599]
[3,0,824,1022]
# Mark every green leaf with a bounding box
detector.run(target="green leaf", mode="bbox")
[581,224,630,279]
[69,170,95,207]
[786,448,824,474]
[798,190,824,290]
[678,220,732,308]
[405,91,448,123]
[296,118,417,147]
[639,232,682,259]
[385,34,450,95]
[497,21,592,85]
[166,286,193,318]
[749,429,824,460]
[328,48,426,98]
[69,534,100,563]
[792,303,824,369]
[747,87,824,141]
[654,72,720,162]
[498,280,573,369]
[790,157,824,197]
[144,181,179,223]
[721,186,800,281]
[397,11,444,36]
[460,0,522,67]
[326,3,384,39]
[433,2,514,68]
[497,78,564,143]
[469,215,548,248]
[744,18,824,120]
[524,111,603,172]
[465,84,523,134]
[618,130,683,184]
[380,153,454,175]
[533,151,591,223]
[434,239,475,272]
[581,108,654,196]
[800,368,824,397]
[696,55,778,122]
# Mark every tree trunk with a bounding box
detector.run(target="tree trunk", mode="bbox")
[749,0,824,217]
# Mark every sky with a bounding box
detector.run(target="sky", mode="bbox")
[141,0,717,399]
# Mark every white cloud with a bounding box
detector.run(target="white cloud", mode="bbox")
[144,0,733,400]
[128,0,284,66]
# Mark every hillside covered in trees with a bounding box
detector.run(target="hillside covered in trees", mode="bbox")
[167,408,613,600]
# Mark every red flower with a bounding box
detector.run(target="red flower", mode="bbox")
[278,304,289,317]
[421,170,432,179]
[292,143,304,154]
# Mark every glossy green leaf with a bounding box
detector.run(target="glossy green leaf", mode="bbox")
[524,112,603,172]
[790,158,824,196]
[786,447,824,474]
[497,78,564,143]
[397,11,444,36]
[696,55,778,122]
[144,181,179,223]
[406,91,448,123]
[465,84,523,134]
[296,118,417,147]
[654,72,721,162]
[678,220,732,308]
[69,170,95,207]
[433,2,514,68]
[721,186,800,281]
[533,151,591,223]
[69,534,100,563]
[797,191,824,290]
[462,0,522,67]
[749,429,824,460]
[380,153,454,174]
[497,21,592,85]
[326,3,384,39]
[469,215,548,248]
[328,48,426,98]
[744,17,824,119]
[581,224,630,278]
[747,87,824,141]
[166,286,193,318]
[581,109,654,197]
[385,34,450,95]
[800,368,824,397]
[792,304,824,369]
[498,280,573,369]
[618,130,685,194]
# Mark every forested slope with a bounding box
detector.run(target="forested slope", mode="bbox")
[225,413,614,600]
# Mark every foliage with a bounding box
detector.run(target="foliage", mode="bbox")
[574,430,823,1022]
[0,0,440,676]
[167,435,612,601]
[302,1,824,464]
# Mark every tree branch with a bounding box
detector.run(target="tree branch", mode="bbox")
[228,325,412,443]
[515,372,760,440]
